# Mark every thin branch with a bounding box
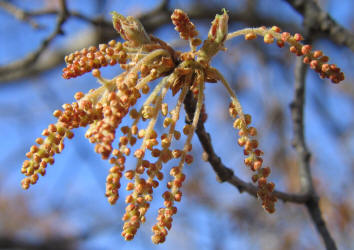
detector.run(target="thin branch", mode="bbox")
[183,90,308,204]
[25,9,113,28]
[291,58,313,193]
[0,235,77,250]
[290,57,337,250]
[0,2,301,83]
[11,0,170,33]
[284,0,354,51]
[0,0,166,83]
[0,0,69,76]
[0,1,41,29]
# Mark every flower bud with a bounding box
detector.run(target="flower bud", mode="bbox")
[197,9,229,64]
[208,8,228,44]
[111,11,151,46]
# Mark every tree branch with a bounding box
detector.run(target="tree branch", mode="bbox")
[290,57,337,250]
[183,90,308,204]
[25,9,112,28]
[0,235,76,250]
[0,1,42,29]
[0,0,69,76]
[291,58,313,193]
[0,2,300,83]
[284,0,354,51]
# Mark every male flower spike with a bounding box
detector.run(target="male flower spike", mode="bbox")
[21,9,344,244]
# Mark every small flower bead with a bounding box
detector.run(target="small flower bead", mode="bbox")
[264,33,274,44]
[276,40,285,48]
[281,32,290,41]
[293,33,303,41]
[245,32,257,40]
[271,26,281,33]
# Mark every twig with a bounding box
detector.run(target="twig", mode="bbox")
[0,0,167,82]
[25,9,113,28]
[290,58,313,193]
[0,2,301,83]
[0,0,69,75]
[0,1,41,29]
[290,57,337,250]
[183,90,308,204]
[284,0,354,51]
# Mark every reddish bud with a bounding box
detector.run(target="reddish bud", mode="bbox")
[301,45,312,55]
[245,32,257,40]
[111,11,151,45]
[281,32,290,41]
[271,26,281,33]
[264,33,274,44]
[276,40,284,48]
[294,33,303,41]
[313,50,323,58]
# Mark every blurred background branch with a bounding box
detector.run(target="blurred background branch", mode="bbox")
[284,0,354,51]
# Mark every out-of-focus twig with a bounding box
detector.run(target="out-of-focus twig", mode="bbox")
[291,59,313,194]
[285,2,341,247]
[0,235,77,250]
[284,0,354,51]
[0,0,300,83]
[25,9,113,28]
[290,57,337,250]
[0,1,42,29]
[0,0,69,76]
[183,90,308,204]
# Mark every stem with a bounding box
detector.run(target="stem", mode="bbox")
[181,72,205,163]
[141,84,169,149]
[120,75,173,165]
[291,57,337,250]
[227,27,282,41]
[213,67,245,121]
[130,48,170,75]
[141,75,171,108]
[183,90,309,203]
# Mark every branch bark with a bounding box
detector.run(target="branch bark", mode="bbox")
[0,2,300,83]
[183,90,308,204]
[284,0,354,51]
[290,57,337,250]
[0,0,69,76]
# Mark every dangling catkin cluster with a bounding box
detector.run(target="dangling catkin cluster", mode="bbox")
[21,8,344,244]
[229,105,276,213]
[238,26,344,83]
